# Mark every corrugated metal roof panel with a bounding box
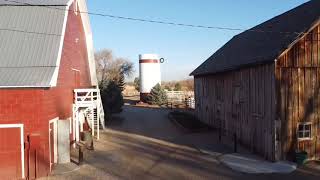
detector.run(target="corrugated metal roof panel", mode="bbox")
[0,6,65,67]
[0,67,56,87]
[0,5,67,87]
[0,0,70,6]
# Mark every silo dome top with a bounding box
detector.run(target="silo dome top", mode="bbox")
[139,54,159,60]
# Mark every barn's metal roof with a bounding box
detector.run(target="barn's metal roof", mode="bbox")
[191,0,320,76]
[0,5,67,87]
[0,0,70,6]
[0,67,56,87]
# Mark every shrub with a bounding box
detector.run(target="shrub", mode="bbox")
[147,84,168,106]
[100,81,124,114]
[164,85,171,91]
[117,73,125,92]
[174,83,182,91]
[134,77,140,91]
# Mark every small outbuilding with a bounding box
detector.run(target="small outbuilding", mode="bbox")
[191,0,320,161]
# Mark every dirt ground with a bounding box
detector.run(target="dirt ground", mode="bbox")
[42,105,320,180]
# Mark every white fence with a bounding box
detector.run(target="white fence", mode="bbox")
[186,97,195,109]
[165,90,195,109]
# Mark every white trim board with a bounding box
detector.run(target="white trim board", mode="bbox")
[78,0,98,86]
[49,118,58,171]
[0,124,25,179]
[49,4,71,87]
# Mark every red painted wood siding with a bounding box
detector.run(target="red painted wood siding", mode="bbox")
[0,1,93,178]
[43,1,92,121]
[0,128,22,179]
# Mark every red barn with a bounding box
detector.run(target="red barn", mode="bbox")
[0,0,104,179]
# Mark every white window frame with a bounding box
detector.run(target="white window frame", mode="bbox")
[297,122,312,141]
[0,124,25,179]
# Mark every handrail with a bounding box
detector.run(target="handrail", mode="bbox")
[74,89,99,93]
[73,88,106,141]
[74,88,99,104]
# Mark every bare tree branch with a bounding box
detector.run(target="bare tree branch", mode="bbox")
[95,49,134,86]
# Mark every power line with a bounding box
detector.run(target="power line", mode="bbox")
[2,0,314,36]
[0,27,62,36]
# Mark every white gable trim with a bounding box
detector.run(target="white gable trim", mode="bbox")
[78,0,98,86]
[49,0,98,87]
[67,0,74,7]
[49,3,72,87]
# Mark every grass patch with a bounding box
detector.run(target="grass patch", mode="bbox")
[169,111,210,131]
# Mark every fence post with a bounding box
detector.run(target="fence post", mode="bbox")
[234,133,237,153]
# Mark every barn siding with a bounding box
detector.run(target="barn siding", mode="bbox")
[276,24,320,160]
[43,2,92,122]
[194,63,276,160]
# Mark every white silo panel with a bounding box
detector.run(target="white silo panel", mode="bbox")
[139,54,161,93]
[139,63,161,93]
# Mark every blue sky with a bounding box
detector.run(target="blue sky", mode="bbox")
[87,0,308,81]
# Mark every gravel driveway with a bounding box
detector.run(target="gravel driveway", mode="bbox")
[42,105,320,180]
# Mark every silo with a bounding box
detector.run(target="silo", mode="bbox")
[139,54,162,102]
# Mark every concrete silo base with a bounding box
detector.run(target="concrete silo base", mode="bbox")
[140,93,150,103]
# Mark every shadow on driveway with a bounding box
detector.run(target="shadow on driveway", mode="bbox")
[100,106,320,180]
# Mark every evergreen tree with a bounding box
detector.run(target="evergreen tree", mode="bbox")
[100,81,124,114]
[147,84,168,106]
[133,77,140,91]
[117,73,125,92]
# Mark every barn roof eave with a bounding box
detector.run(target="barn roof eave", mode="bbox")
[191,60,276,77]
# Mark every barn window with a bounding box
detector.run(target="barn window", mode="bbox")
[297,122,312,140]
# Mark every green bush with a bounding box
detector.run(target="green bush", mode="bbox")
[117,73,125,92]
[147,84,168,106]
[100,81,124,114]
[164,85,171,91]
[134,77,140,91]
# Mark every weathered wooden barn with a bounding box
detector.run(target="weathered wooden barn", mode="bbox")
[191,0,320,161]
[0,0,104,179]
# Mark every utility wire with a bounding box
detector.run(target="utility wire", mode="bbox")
[3,0,318,36]
[0,27,62,36]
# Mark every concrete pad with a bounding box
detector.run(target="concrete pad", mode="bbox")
[51,163,80,175]
[220,153,297,174]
